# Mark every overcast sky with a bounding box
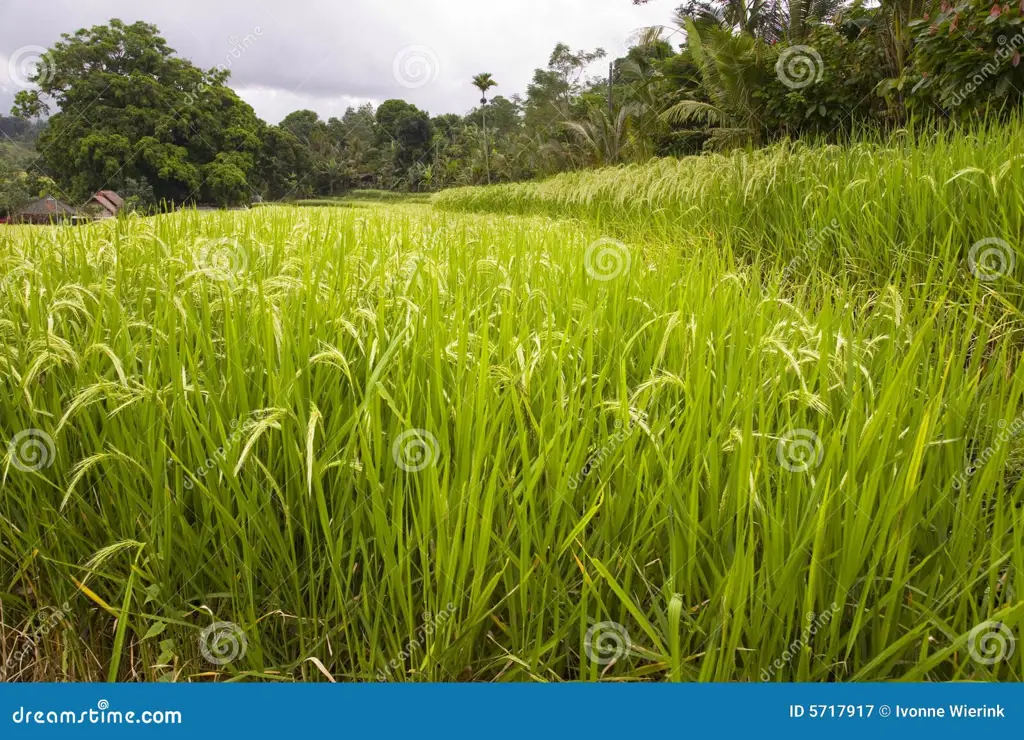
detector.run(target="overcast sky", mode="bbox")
[0,0,675,124]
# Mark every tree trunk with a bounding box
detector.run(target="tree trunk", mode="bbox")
[482,104,491,185]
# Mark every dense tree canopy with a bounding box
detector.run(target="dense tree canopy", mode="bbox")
[5,2,1023,211]
[12,19,263,206]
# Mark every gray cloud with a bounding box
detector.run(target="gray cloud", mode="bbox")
[0,0,671,123]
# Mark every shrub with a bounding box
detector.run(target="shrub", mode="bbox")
[758,22,892,137]
[908,0,1024,116]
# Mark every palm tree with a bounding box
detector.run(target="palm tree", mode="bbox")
[784,0,849,40]
[615,56,664,161]
[660,18,764,150]
[472,73,498,184]
[673,0,780,38]
[671,0,847,42]
[875,0,925,80]
[564,107,632,166]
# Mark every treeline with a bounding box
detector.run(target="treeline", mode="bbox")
[2,1,1024,213]
[0,117,52,217]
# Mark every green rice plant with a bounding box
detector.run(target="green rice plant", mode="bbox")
[293,191,434,208]
[1,127,1022,683]
[434,119,1024,313]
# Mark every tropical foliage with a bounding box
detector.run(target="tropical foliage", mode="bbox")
[6,1,1024,207]
[907,0,1024,116]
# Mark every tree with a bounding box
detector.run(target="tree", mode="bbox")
[524,44,608,132]
[472,73,499,104]
[0,147,57,217]
[905,0,1024,117]
[466,96,521,137]
[11,19,262,205]
[565,106,633,165]
[673,0,781,37]
[668,0,848,42]
[472,73,499,183]
[254,126,311,200]
[280,110,326,147]
[119,176,156,213]
[336,104,384,190]
[375,100,434,187]
[661,18,766,149]
[203,152,252,207]
[0,155,31,218]
[0,116,45,143]
[783,0,850,40]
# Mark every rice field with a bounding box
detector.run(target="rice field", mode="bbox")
[1,124,1023,682]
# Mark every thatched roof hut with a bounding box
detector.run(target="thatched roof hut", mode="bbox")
[14,196,81,224]
[84,190,124,219]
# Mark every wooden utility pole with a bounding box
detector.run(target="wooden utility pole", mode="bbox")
[481,98,490,185]
[608,61,614,117]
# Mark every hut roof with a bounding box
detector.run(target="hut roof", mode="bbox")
[18,196,79,217]
[87,190,124,216]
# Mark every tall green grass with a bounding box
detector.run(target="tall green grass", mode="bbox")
[292,190,434,208]
[435,121,1024,311]
[1,125,1022,682]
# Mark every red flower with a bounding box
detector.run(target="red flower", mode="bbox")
[990,4,1002,17]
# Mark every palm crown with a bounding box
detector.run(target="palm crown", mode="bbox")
[472,73,498,103]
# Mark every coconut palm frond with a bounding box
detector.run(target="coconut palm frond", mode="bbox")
[563,107,633,166]
[471,73,498,94]
[659,19,762,148]
[706,126,756,150]
[635,25,669,48]
[662,100,727,126]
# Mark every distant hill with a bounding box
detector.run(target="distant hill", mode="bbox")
[0,141,37,170]
[0,115,45,144]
